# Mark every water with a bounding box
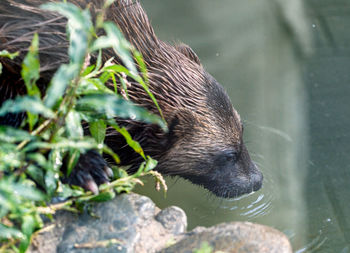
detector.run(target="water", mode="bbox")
[134,0,350,252]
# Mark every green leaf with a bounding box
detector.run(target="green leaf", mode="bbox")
[41,2,92,65]
[0,196,10,217]
[95,50,103,73]
[133,50,149,84]
[27,112,39,131]
[102,146,120,164]
[41,3,92,32]
[0,144,23,169]
[89,120,106,145]
[27,164,45,188]
[114,167,128,179]
[0,96,54,118]
[66,149,80,177]
[0,50,19,59]
[109,73,120,95]
[103,0,116,9]
[49,149,63,172]
[104,65,165,122]
[66,110,83,138]
[0,224,24,240]
[68,26,89,65]
[91,22,137,74]
[21,215,36,236]
[134,77,165,123]
[19,235,31,253]
[0,126,34,143]
[132,157,157,176]
[42,2,93,108]
[0,178,44,202]
[99,71,111,84]
[114,184,134,194]
[44,64,79,108]
[76,78,99,94]
[193,242,213,253]
[44,150,62,196]
[86,190,116,202]
[81,64,95,76]
[144,156,158,172]
[78,78,114,95]
[24,138,97,152]
[27,153,48,168]
[21,33,41,98]
[45,169,59,196]
[15,184,45,201]
[133,161,145,177]
[57,183,84,199]
[90,35,113,51]
[76,94,167,131]
[103,64,130,74]
[19,25,41,119]
[113,125,145,159]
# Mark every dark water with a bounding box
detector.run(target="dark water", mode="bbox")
[134,0,350,252]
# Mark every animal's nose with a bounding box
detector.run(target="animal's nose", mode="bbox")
[250,163,263,191]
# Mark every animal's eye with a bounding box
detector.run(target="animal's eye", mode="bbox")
[221,150,238,162]
[214,150,238,165]
[226,151,238,162]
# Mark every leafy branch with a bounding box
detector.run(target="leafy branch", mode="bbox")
[0,1,167,252]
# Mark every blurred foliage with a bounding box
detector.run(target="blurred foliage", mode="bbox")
[0,1,166,252]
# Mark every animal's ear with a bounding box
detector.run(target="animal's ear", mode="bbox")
[167,109,197,143]
[175,43,201,65]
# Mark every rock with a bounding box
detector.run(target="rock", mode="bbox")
[155,206,187,235]
[28,194,292,253]
[161,222,292,253]
[28,193,187,253]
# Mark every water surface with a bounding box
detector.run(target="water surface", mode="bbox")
[134,1,350,252]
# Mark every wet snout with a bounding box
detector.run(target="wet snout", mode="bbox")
[249,163,263,191]
[225,159,263,198]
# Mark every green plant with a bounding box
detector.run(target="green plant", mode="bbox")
[0,1,167,252]
[193,242,214,253]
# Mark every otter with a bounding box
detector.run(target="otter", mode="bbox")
[0,0,262,198]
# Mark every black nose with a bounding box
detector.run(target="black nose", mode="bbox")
[250,166,263,191]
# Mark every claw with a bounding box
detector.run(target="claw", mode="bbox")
[104,166,114,178]
[85,178,99,194]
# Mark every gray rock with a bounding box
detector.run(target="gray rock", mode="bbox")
[29,194,291,253]
[155,206,187,235]
[29,193,186,253]
[161,222,292,253]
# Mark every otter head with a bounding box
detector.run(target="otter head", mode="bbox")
[105,0,263,198]
[156,69,263,198]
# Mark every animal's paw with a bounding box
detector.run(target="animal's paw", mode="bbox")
[65,150,113,194]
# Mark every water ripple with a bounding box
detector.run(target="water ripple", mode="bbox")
[218,166,276,220]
